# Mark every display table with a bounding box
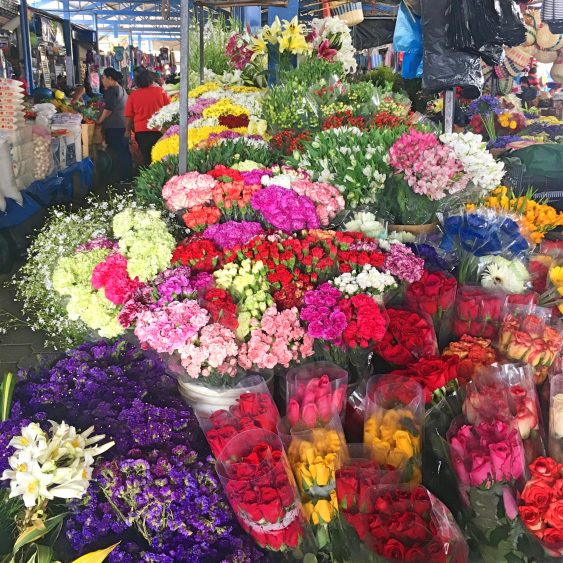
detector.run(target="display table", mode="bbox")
[0,158,94,229]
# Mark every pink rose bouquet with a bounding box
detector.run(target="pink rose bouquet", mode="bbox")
[448,418,529,560]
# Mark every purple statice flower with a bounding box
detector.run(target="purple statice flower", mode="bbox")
[162,124,180,140]
[300,283,347,343]
[75,237,118,253]
[251,186,320,233]
[4,339,266,562]
[467,95,503,117]
[203,221,264,250]
[241,169,270,186]
[487,135,524,149]
[384,243,425,283]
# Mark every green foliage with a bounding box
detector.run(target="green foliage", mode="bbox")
[359,66,404,93]
[0,372,15,422]
[187,15,234,77]
[278,59,345,87]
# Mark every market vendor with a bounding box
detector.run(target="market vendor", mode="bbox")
[517,77,538,108]
[96,68,132,183]
[124,69,171,167]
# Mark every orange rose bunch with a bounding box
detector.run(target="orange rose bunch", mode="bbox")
[442,335,498,386]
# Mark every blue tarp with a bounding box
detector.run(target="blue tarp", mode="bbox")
[0,158,94,229]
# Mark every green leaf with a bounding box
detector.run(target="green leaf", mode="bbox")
[35,544,54,563]
[489,524,511,547]
[0,372,16,422]
[13,513,66,554]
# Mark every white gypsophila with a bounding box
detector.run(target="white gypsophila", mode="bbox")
[344,211,386,239]
[440,132,505,194]
[332,264,397,296]
[479,255,530,293]
[1,421,114,509]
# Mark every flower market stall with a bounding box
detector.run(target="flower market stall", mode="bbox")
[1,3,563,563]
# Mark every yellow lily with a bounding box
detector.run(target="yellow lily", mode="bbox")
[249,36,267,58]
[261,17,282,45]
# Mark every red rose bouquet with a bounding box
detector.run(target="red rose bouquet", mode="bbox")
[442,335,498,386]
[286,362,348,430]
[216,429,312,552]
[404,270,457,336]
[518,456,563,557]
[384,355,460,405]
[364,377,424,483]
[336,482,468,563]
[448,418,529,561]
[452,285,505,340]
[377,308,438,366]
[195,376,280,456]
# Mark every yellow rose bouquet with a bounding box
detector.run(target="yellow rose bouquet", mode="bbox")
[364,376,424,484]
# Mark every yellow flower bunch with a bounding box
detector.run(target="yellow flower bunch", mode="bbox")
[256,16,310,56]
[498,112,518,130]
[303,491,339,525]
[364,408,421,470]
[151,134,179,163]
[188,81,220,98]
[288,429,346,495]
[550,266,563,297]
[228,85,263,94]
[202,99,250,119]
[539,115,563,125]
[482,186,563,243]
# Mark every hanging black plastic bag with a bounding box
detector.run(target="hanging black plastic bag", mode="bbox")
[447,0,475,52]
[468,0,502,50]
[422,0,483,95]
[478,43,505,67]
[498,0,527,46]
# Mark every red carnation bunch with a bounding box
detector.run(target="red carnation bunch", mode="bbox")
[202,288,238,330]
[219,114,250,129]
[339,294,388,349]
[171,236,221,272]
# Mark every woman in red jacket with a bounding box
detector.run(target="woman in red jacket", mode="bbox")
[124,70,171,167]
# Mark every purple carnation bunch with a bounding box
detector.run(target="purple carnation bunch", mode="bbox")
[75,237,118,253]
[1,340,265,563]
[251,186,320,233]
[155,266,212,303]
[203,221,264,250]
[300,283,347,343]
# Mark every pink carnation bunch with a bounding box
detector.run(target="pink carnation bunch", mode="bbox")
[238,306,314,370]
[383,243,425,284]
[134,299,209,354]
[162,171,217,212]
[179,323,239,379]
[388,129,469,200]
[91,253,143,305]
[290,179,345,225]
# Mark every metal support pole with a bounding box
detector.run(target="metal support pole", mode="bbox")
[443,89,455,134]
[94,13,99,52]
[19,0,34,93]
[199,3,204,85]
[179,0,189,175]
[62,0,75,86]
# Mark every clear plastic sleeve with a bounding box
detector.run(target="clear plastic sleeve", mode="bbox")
[549,374,563,463]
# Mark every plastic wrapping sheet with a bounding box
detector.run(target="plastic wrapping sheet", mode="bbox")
[421,0,483,95]
[352,18,396,50]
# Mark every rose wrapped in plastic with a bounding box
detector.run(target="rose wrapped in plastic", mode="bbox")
[448,417,529,561]
[216,429,312,552]
[549,374,563,463]
[404,270,457,335]
[442,335,498,386]
[364,377,424,483]
[286,362,348,430]
[452,285,505,340]
[377,308,438,366]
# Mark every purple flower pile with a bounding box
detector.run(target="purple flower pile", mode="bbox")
[0,340,265,563]
[203,221,264,250]
[251,186,320,233]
